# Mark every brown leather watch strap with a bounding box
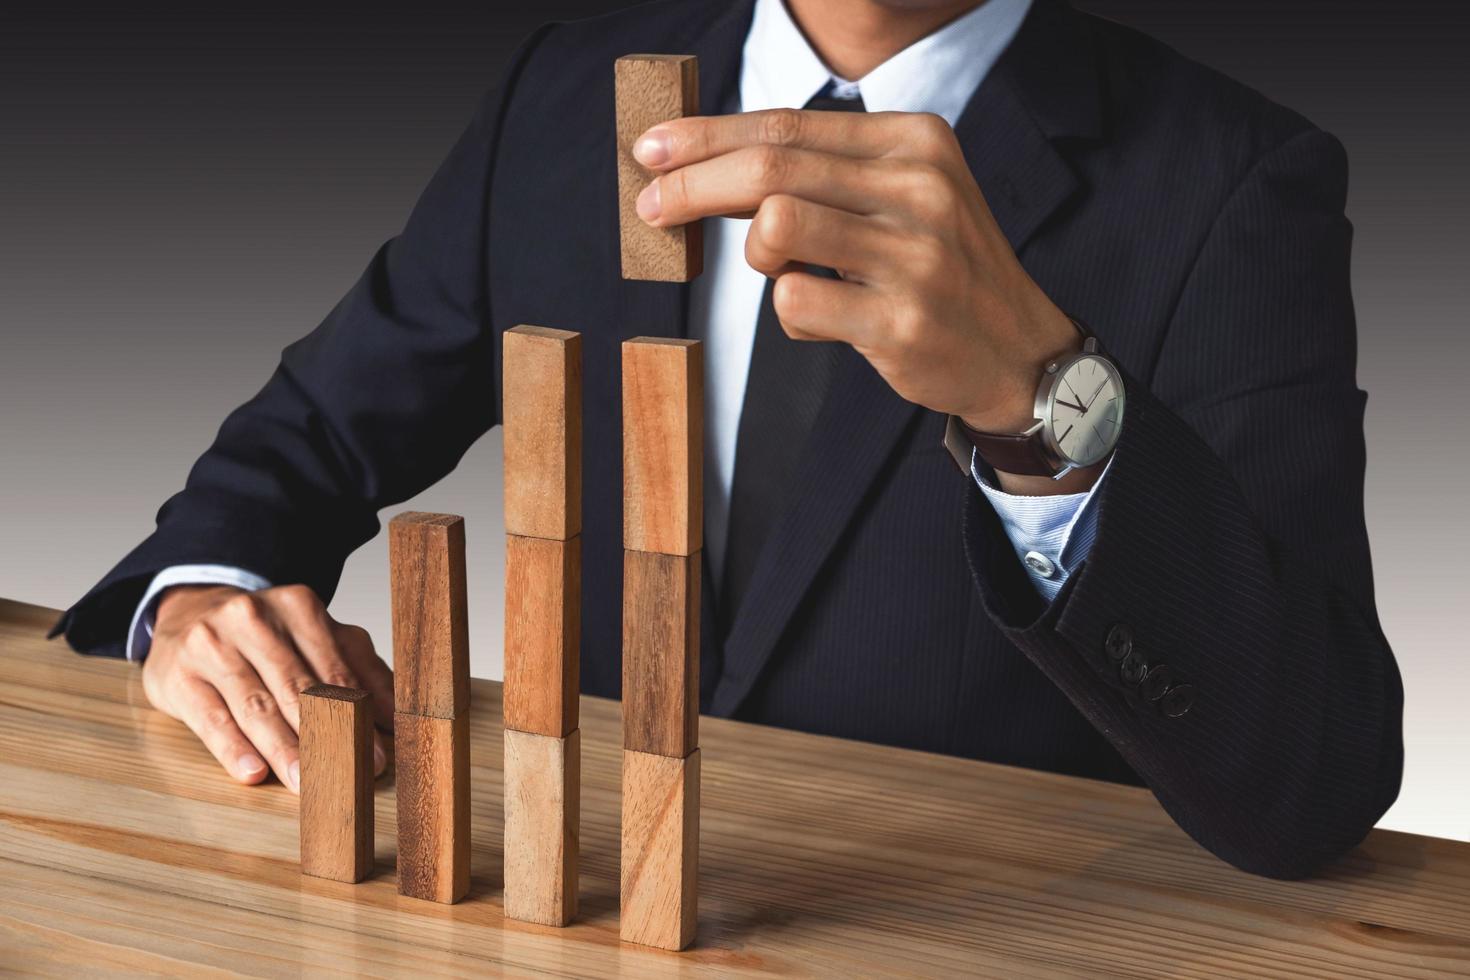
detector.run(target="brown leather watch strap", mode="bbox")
[951,416,1059,477]
[942,414,1057,477]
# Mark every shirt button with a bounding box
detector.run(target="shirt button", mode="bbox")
[1104,624,1133,662]
[1023,551,1056,578]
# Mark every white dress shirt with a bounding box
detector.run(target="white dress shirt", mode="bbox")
[128,0,1104,660]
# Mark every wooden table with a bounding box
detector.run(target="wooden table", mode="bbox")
[1,599,1467,977]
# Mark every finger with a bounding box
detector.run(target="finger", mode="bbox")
[370,731,388,775]
[173,676,271,785]
[770,269,882,347]
[744,194,898,282]
[642,145,906,227]
[331,622,396,735]
[264,586,366,697]
[258,592,390,776]
[635,109,953,170]
[221,593,318,734]
[212,659,302,793]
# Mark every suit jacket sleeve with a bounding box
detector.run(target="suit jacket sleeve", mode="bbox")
[964,126,1405,879]
[52,26,558,657]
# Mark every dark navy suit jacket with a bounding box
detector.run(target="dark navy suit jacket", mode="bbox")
[56,0,1403,878]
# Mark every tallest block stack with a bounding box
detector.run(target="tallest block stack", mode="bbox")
[620,336,703,951]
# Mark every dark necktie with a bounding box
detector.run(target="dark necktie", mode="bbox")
[719,85,867,639]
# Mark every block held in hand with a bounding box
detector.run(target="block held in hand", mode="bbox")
[616,54,702,282]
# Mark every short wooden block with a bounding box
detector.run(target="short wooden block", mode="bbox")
[395,711,470,904]
[502,325,582,540]
[622,549,699,758]
[504,534,580,738]
[299,685,374,883]
[622,338,703,556]
[503,728,580,926]
[615,54,702,282]
[389,512,470,719]
[621,748,699,950]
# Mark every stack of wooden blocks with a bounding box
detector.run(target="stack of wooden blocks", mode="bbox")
[502,324,583,928]
[619,336,703,951]
[296,50,706,953]
[614,51,704,951]
[389,511,472,905]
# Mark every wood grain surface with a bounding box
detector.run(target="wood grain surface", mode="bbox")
[503,728,580,927]
[503,533,581,739]
[615,54,702,282]
[299,685,374,884]
[388,512,470,720]
[394,711,470,905]
[2,599,1468,977]
[622,549,699,758]
[502,325,582,541]
[621,748,700,951]
[622,337,703,556]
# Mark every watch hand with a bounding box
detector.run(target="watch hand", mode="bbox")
[1062,379,1088,412]
[1082,376,1109,409]
[1056,398,1087,413]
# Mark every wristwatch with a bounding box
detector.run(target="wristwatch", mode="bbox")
[944,320,1126,479]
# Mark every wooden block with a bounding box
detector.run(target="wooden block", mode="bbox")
[503,325,582,540]
[395,711,470,904]
[622,550,698,758]
[615,54,702,282]
[389,512,469,719]
[299,685,374,883]
[503,728,580,926]
[504,534,580,738]
[622,338,703,556]
[621,748,699,950]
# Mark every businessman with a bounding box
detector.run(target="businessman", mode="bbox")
[56,0,1403,879]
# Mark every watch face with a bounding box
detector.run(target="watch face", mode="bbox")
[1046,354,1124,467]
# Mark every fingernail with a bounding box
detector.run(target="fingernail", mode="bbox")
[237,753,266,777]
[633,130,671,167]
[287,760,301,793]
[374,742,387,774]
[637,180,662,221]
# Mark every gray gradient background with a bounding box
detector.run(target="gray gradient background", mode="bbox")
[2,1,1465,841]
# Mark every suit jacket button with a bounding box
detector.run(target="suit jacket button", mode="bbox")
[1139,664,1174,702]
[1161,684,1197,718]
[1105,624,1133,662]
[1118,650,1147,685]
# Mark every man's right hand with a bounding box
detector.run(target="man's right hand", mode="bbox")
[143,584,394,792]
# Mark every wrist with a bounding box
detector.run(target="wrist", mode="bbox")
[960,300,1081,433]
[156,583,239,628]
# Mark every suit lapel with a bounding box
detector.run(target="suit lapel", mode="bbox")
[710,0,1103,716]
[951,0,1101,250]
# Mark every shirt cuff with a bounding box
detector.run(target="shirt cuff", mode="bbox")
[970,449,1113,602]
[126,565,273,662]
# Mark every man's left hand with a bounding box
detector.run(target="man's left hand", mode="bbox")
[633,108,1081,437]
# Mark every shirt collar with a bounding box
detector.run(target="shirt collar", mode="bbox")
[740,0,1033,124]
